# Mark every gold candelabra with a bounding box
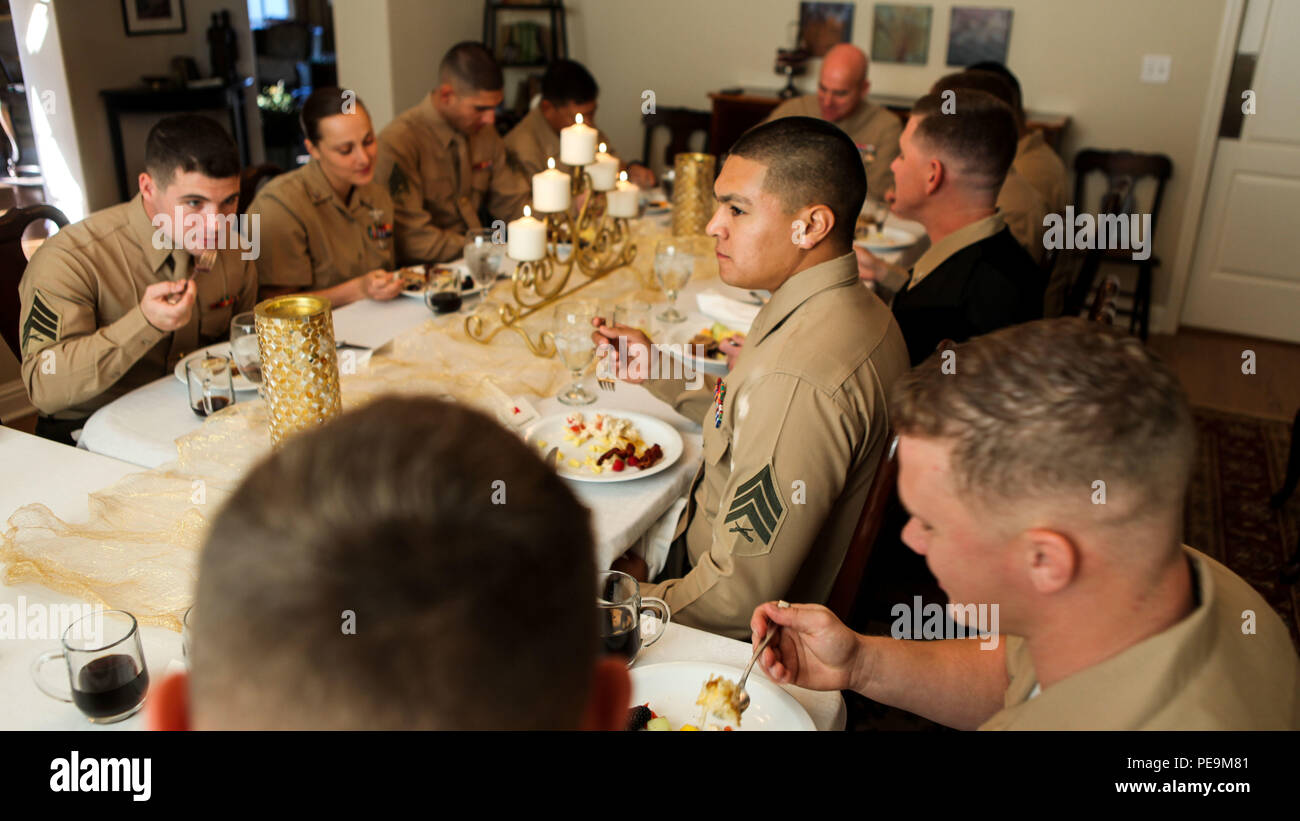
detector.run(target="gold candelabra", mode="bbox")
[465,165,637,357]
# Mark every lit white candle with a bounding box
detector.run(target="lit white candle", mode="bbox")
[588,142,619,191]
[532,157,571,213]
[606,171,639,218]
[560,112,598,167]
[507,205,546,261]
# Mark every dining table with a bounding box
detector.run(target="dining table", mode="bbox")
[1,207,882,731]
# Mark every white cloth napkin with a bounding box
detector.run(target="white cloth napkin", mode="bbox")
[696,290,760,331]
[638,495,689,581]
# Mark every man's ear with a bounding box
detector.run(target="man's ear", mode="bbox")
[798,204,836,248]
[1020,528,1079,595]
[138,171,156,203]
[924,157,945,196]
[579,656,631,730]
[435,84,455,106]
[146,670,191,731]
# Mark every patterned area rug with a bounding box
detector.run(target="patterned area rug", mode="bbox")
[1183,407,1299,649]
[844,406,1300,730]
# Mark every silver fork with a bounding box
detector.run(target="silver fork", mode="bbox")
[597,377,617,392]
[732,625,779,717]
[166,249,217,304]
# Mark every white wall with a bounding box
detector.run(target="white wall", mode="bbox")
[334,0,482,132]
[333,0,396,128]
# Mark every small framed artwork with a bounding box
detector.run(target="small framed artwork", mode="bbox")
[121,0,187,37]
[872,4,933,66]
[946,6,1013,66]
[798,2,855,58]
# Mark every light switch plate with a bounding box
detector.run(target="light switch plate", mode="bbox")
[1141,54,1172,83]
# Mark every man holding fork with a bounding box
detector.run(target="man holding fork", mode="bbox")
[18,114,257,444]
[592,117,909,640]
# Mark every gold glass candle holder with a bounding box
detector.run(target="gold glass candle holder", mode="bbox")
[671,152,717,237]
[255,295,342,447]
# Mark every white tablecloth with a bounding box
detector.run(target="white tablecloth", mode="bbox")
[0,428,173,730]
[0,429,843,730]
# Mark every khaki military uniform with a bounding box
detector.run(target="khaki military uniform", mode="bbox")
[1014,130,1069,217]
[248,159,396,292]
[18,194,259,419]
[981,547,1300,730]
[764,94,903,200]
[376,95,530,265]
[997,167,1048,264]
[642,253,911,639]
[503,105,618,179]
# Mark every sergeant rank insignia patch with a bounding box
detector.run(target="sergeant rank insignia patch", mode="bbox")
[723,464,785,551]
[21,289,62,356]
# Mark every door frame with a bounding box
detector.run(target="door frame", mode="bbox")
[1163,0,1247,334]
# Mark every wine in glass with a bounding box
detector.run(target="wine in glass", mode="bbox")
[554,300,597,406]
[653,240,692,323]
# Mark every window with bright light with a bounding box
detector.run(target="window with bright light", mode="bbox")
[248,0,295,29]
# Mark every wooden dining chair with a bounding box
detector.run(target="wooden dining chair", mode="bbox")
[238,163,284,214]
[1087,275,1121,324]
[828,433,899,623]
[1071,149,1172,340]
[0,203,69,361]
[1062,180,1130,320]
[640,107,712,173]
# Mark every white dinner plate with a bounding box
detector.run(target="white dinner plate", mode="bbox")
[173,342,258,392]
[664,343,730,378]
[854,225,918,252]
[629,661,816,731]
[522,409,683,483]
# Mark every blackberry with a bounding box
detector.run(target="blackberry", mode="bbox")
[626,705,652,731]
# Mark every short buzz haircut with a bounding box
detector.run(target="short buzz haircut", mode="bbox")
[967,60,1023,120]
[931,69,1023,131]
[726,116,867,246]
[909,89,1018,193]
[891,318,1196,523]
[439,41,504,93]
[144,114,240,189]
[541,59,599,106]
[191,397,599,730]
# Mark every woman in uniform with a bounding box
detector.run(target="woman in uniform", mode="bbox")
[250,87,405,307]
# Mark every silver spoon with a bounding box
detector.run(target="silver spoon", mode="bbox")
[732,625,779,716]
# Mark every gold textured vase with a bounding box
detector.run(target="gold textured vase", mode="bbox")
[671,152,716,237]
[255,295,342,447]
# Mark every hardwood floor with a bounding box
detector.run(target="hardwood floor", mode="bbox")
[1148,328,1300,422]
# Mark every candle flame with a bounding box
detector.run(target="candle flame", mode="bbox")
[619,170,628,182]
[575,113,584,125]
[599,142,607,153]
[547,157,556,170]
[524,205,532,218]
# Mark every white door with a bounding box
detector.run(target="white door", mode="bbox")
[1181,0,1300,343]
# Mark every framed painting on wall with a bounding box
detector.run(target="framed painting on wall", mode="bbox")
[871,4,933,65]
[121,0,187,37]
[797,2,855,58]
[946,6,1013,66]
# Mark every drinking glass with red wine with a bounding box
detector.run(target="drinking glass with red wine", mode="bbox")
[186,354,235,416]
[31,609,150,723]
